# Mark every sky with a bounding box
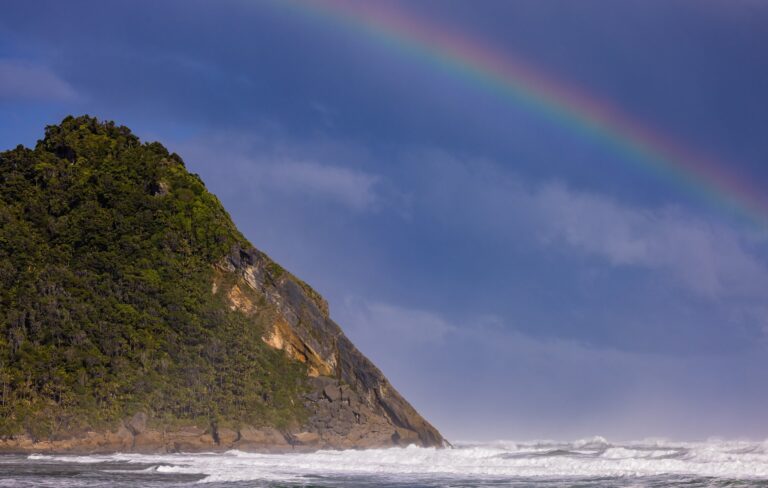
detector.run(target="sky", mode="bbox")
[2,0,768,442]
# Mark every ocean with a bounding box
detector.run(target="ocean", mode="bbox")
[2,437,767,487]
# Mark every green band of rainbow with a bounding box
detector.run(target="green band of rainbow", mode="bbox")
[278,0,765,226]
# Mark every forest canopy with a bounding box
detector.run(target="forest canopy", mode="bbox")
[0,116,307,439]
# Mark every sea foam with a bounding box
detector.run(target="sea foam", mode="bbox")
[23,438,768,484]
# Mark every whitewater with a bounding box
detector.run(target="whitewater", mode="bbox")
[3,437,768,487]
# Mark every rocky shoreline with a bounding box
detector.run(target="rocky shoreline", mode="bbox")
[0,420,308,455]
[0,376,444,454]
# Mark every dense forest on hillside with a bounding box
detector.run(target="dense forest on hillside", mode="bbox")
[0,116,308,439]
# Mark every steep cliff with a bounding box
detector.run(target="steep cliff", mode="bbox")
[0,116,444,453]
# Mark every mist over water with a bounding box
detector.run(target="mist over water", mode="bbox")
[4,437,768,487]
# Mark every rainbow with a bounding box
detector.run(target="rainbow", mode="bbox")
[277,0,766,225]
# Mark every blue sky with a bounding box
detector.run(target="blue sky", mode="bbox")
[2,0,768,441]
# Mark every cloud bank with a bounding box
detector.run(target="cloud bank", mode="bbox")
[417,152,768,300]
[532,182,768,298]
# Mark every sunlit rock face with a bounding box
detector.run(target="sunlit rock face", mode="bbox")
[218,245,446,450]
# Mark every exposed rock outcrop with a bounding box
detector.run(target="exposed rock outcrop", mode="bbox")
[218,245,446,449]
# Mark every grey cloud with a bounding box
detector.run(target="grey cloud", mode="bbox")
[414,150,768,300]
[339,297,639,366]
[169,134,382,212]
[335,297,768,440]
[340,298,456,347]
[264,160,379,211]
[532,182,768,298]
[0,60,78,101]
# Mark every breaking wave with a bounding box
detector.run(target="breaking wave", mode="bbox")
[18,437,768,485]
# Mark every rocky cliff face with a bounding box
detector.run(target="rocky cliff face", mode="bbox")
[220,246,445,450]
[0,116,445,453]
